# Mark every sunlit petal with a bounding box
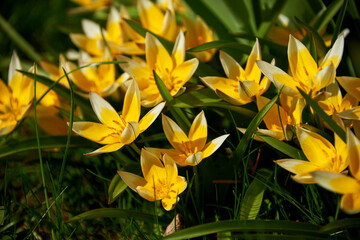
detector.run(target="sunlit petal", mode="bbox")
[138,102,165,133]
[171,29,185,67]
[162,114,189,151]
[72,121,119,144]
[313,63,335,91]
[341,193,360,214]
[120,121,139,145]
[320,34,344,69]
[347,128,360,180]
[336,76,360,101]
[118,171,146,192]
[84,143,125,156]
[275,159,319,175]
[244,39,261,81]
[141,148,164,181]
[202,134,229,159]
[219,50,244,80]
[311,171,360,194]
[146,32,173,72]
[123,80,141,123]
[188,111,207,150]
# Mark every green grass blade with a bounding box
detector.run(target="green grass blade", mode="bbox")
[298,88,346,142]
[312,0,344,32]
[0,14,42,62]
[234,94,279,161]
[239,169,273,220]
[0,136,96,160]
[257,133,306,160]
[319,218,360,234]
[153,71,191,132]
[66,208,168,225]
[161,220,326,240]
[187,40,252,53]
[331,0,348,46]
[108,174,127,204]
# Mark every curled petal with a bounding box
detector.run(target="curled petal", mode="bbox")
[341,193,360,214]
[185,152,203,166]
[313,63,335,91]
[337,76,360,101]
[120,121,139,145]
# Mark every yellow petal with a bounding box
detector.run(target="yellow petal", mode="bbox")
[239,80,260,99]
[347,128,360,180]
[138,0,164,35]
[161,177,187,211]
[120,121,139,145]
[171,58,199,93]
[341,193,360,214]
[311,170,360,194]
[0,79,11,108]
[185,152,203,166]
[122,80,141,123]
[336,76,360,101]
[313,63,335,91]
[288,35,318,82]
[84,143,125,156]
[244,39,261,82]
[188,111,207,150]
[296,126,336,168]
[118,171,146,192]
[161,4,178,41]
[256,128,286,141]
[89,91,123,129]
[216,88,250,105]
[257,95,288,132]
[72,121,119,144]
[337,106,360,120]
[8,51,22,88]
[138,102,165,133]
[171,30,185,67]
[202,134,229,159]
[275,159,319,175]
[163,153,178,183]
[320,34,344,69]
[0,123,17,136]
[146,32,173,73]
[162,114,189,152]
[219,50,244,80]
[141,148,164,181]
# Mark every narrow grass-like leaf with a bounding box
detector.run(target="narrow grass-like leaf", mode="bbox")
[161,220,326,240]
[187,40,252,53]
[234,94,279,160]
[66,208,167,225]
[257,133,306,160]
[310,34,318,62]
[312,0,344,32]
[298,88,346,142]
[108,174,127,204]
[331,0,348,46]
[319,218,360,234]
[0,136,96,160]
[153,71,191,132]
[239,169,273,220]
[0,14,42,62]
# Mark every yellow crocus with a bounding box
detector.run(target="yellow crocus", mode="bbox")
[275,126,348,184]
[183,16,215,62]
[156,0,187,13]
[118,31,199,107]
[71,0,112,11]
[0,52,33,136]
[118,148,187,211]
[201,39,270,105]
[70,6,144,57]
[257,34,344,98]
[138,0,179,42]
[148,111,229,166]
[311,129,360,214]
[71,80,165,155]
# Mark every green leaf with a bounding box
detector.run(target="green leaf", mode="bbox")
[162,220,327,240]
[234,94,279,160]
[66,208,167,225]
[298,88,346,142]
[257,133,306,160]
[239,169,273,220]
[331,0,348,46]
[312,0,344,32]
[108,174,127,204]
[0,136,96,160]
[187,40,252,53]
[319,218,360,234]
[153,71,191,132]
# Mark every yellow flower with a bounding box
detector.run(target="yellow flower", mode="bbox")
[118,148,187,211]
[0,52,33,136]
[69,49,123,97]
[183,16,215,62]
[148,111,229,166]
[317,82,358,117]
[156,0,187,13]
[275,126,348,184]
[138,0,179,42]
[200,39,270,105]
[238,94,304,141]
[257,34,344,98]
[311,129,360,214]
[70,6,144,57]
[71,0,112,11]
[71,80,165,155]
[118,31,199,107]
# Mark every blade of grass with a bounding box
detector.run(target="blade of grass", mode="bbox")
[319,218,360,234]
[331,0,348,46]
[187,40,252,53]
[108,174,127,204]
[312,0,344,32]
[298,88,346,142]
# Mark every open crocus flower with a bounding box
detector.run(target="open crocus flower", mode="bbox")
[200,40,271,105]
[138,0,179,42]
[71,80,165,155]
[148,111,229,166]
[275,126,348,184]
[118,149,187,211]
[69,49,123,97]
[70,6,144,58]
[257,34,344,98]
[311,129,360,214]
[0,52,33,136]
[118,31,199,107]
[238,94,303,141]
[183,16,215,62]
